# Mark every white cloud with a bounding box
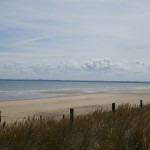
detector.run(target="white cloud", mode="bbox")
[135,60,150,70]
[58,61,81,72]
[2,63,29,74]
[82,58,114,71]
[80,58,126,72]
[55,58,127,72]
[30,64,54,74]
[3,63,13,71]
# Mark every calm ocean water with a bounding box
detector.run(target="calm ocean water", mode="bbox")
[0,80,150,101]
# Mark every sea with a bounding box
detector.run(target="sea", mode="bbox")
[0,80,150,101]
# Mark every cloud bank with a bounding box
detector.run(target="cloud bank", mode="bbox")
[0,58,150,81]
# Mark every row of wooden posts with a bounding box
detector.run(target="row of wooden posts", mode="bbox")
[0,100,144,126]
[69,100,143,124]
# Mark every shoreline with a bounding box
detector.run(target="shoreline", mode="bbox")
[1,85,150,102]
[0,89,150,123]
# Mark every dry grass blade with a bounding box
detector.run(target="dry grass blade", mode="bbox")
[0,104,150,150]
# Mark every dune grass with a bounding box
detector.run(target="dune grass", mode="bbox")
[1,104,150,150]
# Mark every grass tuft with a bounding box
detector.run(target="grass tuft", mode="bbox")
[1,104,150,149]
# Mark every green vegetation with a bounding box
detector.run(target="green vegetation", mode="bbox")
[1,104,150,150]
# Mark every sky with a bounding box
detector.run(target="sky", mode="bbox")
[0,0,150,81]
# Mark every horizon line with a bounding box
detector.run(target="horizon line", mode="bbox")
[0,79,150,83]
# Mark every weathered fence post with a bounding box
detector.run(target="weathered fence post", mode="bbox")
[0,111,1,123]
[140,100,143,108]
[112,103,116,113]
[40,115,42,121]
[3,121,6,128]
[70,108,74,124]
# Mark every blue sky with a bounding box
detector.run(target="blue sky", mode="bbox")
[0,0,150,81]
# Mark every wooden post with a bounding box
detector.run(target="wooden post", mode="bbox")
[112,103,116,112]
[140,100,143,108]
[40,115,42,121]
[2,121,6,128]
[70,108,74,124]
[0,111,1,123]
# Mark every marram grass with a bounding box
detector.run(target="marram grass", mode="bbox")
[1,104,150,150]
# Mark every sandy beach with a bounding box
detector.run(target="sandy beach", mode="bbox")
[1,89,150,123]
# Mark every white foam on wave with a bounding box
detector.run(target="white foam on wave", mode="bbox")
[0,89,74,100]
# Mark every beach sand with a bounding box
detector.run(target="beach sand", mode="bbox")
[1,89,150,123]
